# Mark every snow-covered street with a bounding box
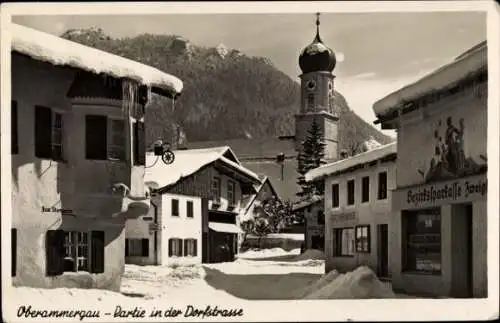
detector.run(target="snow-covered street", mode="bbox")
[10,248,413,310]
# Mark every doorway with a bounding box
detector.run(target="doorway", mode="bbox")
[311,235,325,251]
[377,224,389,278]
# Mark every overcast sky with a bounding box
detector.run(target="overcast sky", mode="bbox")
[13,11,486,136]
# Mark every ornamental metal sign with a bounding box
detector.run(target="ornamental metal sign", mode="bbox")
[392,174,487,210]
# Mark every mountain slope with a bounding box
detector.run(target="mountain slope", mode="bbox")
[60,28,393,151]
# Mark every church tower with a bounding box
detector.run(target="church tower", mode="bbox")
[295,13,339,162]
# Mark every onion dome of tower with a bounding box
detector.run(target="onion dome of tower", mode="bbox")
[299,13,337,74]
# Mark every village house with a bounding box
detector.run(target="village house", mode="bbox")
[306,143,397,278]
[9,23,183,291]
[372,41,487,297]
[238,176,281,247]
[291,195,324,251]
[125,146,261,265]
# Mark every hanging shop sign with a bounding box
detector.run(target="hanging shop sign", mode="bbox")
[393,174,487,210]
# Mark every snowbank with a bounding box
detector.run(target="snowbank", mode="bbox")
[294,249,325,261]
[11,23,183,97]
[302,266,396,299]
[292,269,340,299]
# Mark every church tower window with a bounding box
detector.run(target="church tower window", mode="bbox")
[307,93,315,111]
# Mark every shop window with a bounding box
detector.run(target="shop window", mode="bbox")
[404,208,442,274]
[171,199,179,216]
[378,172,388,200]
[347,180,355,205]
[333,228,355,257]
[168,238,183,257]
[183,238,197,257]
[331,183,339,208]
[361,176,370,203]
[46,230,104,276]
[355,225,370,253]
[125,238,149,257]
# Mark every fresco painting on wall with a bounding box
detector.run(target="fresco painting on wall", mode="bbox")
[425,116,485,183]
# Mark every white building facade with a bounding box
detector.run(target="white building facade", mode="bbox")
[306,143,397,277]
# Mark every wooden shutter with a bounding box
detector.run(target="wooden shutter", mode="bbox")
[125,239,129,257]
[133,121,145,166]
[85,115,107,160]
[11,229,17,277]
[46,230,65,276]
[168,239,173,257]
[178,239,183,257]
[193,239,198,257]
[90,231,105,274]
[35,106,52,159]
[183,239,188,256]
[141,238,149,257]
[11,101,18,155]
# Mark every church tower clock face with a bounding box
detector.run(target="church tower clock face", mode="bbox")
[306,79,317,91]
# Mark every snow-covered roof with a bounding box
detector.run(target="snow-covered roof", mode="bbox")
[240,176,281,217]
[372,41,487,119]
[292,195,324,212]
[305,142,397,182]
[145,146,260,190]
[10,23,183,98]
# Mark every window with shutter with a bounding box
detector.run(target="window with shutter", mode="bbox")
[378,172,388,200]
[46,230,65,276]
[172,199,179,216]
[125,238,129,256]
[12,101,18,155]
[12,228,17,277]
[193,239,198,257]
[186,201,194,218]
[168,238,173,257]
[361,176,370,203]
[177,239,183,257]
[85,115,108,160]
[332,183,339,208]
[90,231,105,274]
[52,112,64,161]
[183,239,189,257]
[347,180,355,206]
[133,121,145,166]
[35,106,53,159]
[141,238,149,257]
[184,239,197,257]
[107,119,126,161]
[169,238,183,257]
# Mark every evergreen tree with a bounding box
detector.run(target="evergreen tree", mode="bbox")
[297,118,327,198]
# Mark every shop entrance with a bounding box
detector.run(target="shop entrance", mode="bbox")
[451,203,474,297]
[465,203,473,297]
